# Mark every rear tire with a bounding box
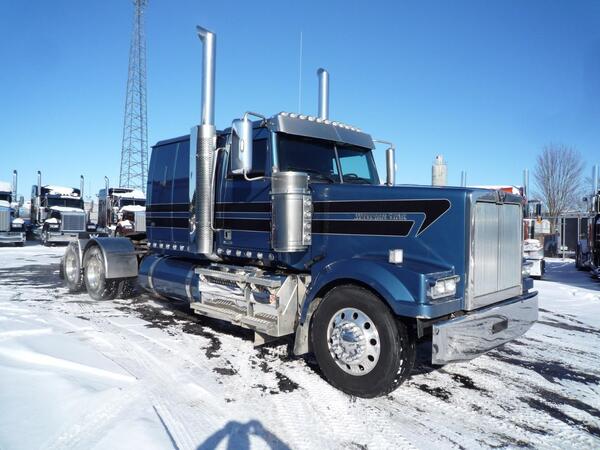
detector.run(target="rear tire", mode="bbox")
[83,246,118,300]
[311,285,415,398]
[64,244,84,292]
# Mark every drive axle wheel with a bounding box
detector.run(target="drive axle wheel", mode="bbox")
[311,285,415,398]
[63,244,84,292]
[83,246,119,300]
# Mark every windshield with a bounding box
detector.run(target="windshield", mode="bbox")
[119,198,146,207]
[0,193,10,203]
[277,134,379,184]
[47,197,83,209]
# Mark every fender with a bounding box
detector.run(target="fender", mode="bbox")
[293,257,461,355]
[83,237,138,279]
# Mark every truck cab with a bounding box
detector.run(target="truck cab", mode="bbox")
[31,172,89,245]
[0,172,25,246]
[97,183,146,238]
[62,25,538,398]
[577,188,600,276]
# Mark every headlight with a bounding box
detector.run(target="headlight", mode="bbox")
[10,222,24,230]
[428,276,459,299]
[48,224,60,230]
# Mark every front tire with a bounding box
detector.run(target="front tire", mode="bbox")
[41,230,50,246]
[64,244,84,292]
[83,246,119,300]
[311,285,415,398]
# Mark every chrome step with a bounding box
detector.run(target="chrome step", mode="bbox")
[192,264,308,337]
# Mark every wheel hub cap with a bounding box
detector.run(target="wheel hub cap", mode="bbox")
[327,307,381,376]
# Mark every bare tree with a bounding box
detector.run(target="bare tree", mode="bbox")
[533,144,583,232]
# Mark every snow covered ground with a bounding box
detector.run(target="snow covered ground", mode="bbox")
[0,244,599,449]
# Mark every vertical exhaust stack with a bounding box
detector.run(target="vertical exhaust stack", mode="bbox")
[317,68,329,120]
[191,25,218,256]
[37,171,41,196]
[12,170,17,203]
[80,175,84,200]
[432,155,447,186]
[593,165,599,194]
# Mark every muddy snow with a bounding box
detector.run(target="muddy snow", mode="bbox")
[0,244,599,449]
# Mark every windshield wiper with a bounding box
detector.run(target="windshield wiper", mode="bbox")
[286,167,335,184]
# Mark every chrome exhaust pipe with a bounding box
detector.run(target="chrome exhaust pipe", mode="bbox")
[80,175,84,199]
[104,176,109,193]
[317,68,329,120]
[37,171,41,196]
[197,26,216,127]
[12,170,17,202]
[192,25,218,257]
[593,165,599,194]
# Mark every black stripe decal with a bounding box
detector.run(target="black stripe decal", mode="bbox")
[147,203,189,213]
[313,199,450,235]
[215,218,270,232]
[312,220,412,236]
[147,217,189,228]
[215,202,271,213]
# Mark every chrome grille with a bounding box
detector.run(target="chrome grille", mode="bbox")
[0,208,10,232]
[61,212,86,232]
[467,201,522,310]
[134,210,146,232]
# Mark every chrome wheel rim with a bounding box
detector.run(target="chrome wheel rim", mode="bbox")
[327,307,381,376]
[86,255,102,291]
[65,251,78,282]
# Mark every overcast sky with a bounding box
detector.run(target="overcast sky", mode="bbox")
[0,0,598,199]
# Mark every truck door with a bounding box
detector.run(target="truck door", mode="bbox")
[215,127,272,256]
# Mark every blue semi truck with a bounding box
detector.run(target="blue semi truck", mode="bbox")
[62,26,538,397]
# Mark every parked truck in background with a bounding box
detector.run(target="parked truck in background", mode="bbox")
[61,26,538,397]
[0,170,25,246]
[97,177,146,238]
[576,167,599,277]
[31,171,90,246]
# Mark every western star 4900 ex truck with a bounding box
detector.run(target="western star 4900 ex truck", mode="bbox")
[32,171,89,245]
[0,170,25,246]
[97,177,146,238]
[61,26,538,397]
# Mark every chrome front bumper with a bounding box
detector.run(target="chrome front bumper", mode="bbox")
[0,231,25,243]
[47,231,81,243]
[431,291,538,364]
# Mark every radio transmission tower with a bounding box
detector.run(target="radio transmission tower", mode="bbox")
[119,0,148,192]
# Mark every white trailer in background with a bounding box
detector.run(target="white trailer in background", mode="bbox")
[0,171,25,246]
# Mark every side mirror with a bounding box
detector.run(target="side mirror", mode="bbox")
[582,196,588,203]
[229,116,253,175]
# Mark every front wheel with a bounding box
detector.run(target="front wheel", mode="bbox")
[83,246,119,300]
[41,230,50,246]
[311,285,415,398]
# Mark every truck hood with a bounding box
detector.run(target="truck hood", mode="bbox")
[0,200,10,209]
[120,205,145,213]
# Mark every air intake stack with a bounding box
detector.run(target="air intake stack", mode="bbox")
[191,25,218,257]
